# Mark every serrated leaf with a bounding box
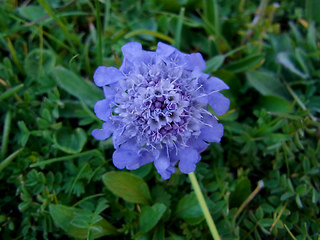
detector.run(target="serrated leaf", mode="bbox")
[52,66,103,107]
[139,203,167,233]
[49,204,117,239]
[102,172,152,205]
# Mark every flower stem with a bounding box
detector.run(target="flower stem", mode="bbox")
[188,172,221,240]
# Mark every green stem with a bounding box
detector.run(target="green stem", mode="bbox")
[188,172,221,240]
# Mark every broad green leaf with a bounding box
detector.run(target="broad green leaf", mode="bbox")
[175,192,203,224]
[277,52,308,79]
[257,96,291,113]
[52,66,103,107]
[225,54,264,73]
[229,177,251,208]
[102,172,152,205]
[139,203,167,233]
[205,55,225,73]
[246,70,289,99]
[53,127,87,154]
[49,204,117,239]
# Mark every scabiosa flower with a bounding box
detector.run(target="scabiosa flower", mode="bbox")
[92,42,230,180]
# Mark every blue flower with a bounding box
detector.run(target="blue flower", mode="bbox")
[92,42,230,180]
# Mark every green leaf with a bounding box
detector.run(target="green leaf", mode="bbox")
[52,66,103,107]
[229,177,251,208]
[277,52,308,79]
[246,70,289,99]
[49,204,117,239]
[175,193,203,224]
[205,55,225,73]
[257,95,292,113]
[102,172,152,205]
[24,49,56,79]
[139,203,167,233]
[53,127,87,154]
[18,5,47,21]
[225,54,264,73]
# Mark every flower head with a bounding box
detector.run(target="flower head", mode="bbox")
[92,42,230,179]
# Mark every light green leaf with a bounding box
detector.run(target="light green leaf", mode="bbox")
[52,66,103,107]
[205,55,225,73]
[139,203,167,233]
[102,172,152,205]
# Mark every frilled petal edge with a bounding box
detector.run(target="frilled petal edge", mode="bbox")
[156,42,177,58]
[199,121,224,143]
[93,66,123,87]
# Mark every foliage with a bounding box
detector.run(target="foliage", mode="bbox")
[0,0,319,239]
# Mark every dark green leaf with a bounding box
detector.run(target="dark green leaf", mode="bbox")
[139,203,167,233]
[102,172,152,204]
[225,54,264,73]
[246,70,289,99]
[229,177,251,208]
[53,127,87,154]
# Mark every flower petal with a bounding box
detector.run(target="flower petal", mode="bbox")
[94,99,112,121]
[92,122,113,140]
[187,137,209,153]
[178,147,201,174]
[121,42,143,61]
[156,42,176,57]
[186,53,206,71]
[208,92,230,115]
[206,77,229,91]
[199,115,224,143]
[93,66,123,87]
[112,148,138,170]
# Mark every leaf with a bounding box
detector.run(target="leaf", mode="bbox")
[52,66,104,107]
[229,177,251,208]
[257,96,292,113]
[277,52,308,79]
[24,49,56,78]
[53,127,87,154]
[102,172,152,205]
[139,203,167,233]
[225,54,264,73]
[49,204,117,239]
[18,5,47,21]
[246,70,289,99]
[205,55,225,73]
[175,193,204,224]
